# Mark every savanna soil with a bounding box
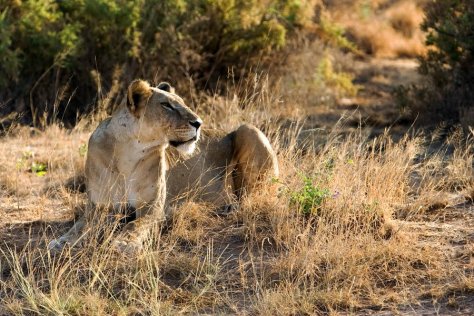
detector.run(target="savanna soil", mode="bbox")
[0,127,88,248]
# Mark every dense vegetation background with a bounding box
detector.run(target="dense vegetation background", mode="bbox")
[0,0,318,125]
[0,0,472,126]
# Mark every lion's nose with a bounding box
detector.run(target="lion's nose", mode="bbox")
[189,119,202,130]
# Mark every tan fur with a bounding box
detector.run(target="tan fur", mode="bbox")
[166,124,279,207]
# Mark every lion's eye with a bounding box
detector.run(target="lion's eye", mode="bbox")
[161,102,175,111]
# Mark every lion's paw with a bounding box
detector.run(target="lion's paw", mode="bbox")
[47,238,67,253]
[112,239,143,255]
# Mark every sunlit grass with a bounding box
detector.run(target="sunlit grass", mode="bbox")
[0,95,472,314]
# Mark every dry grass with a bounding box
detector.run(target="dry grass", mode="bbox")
[0,76,473,314]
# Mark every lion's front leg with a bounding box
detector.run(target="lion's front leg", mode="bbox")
[48,203,114,253]
[112,193,166,255]
[112,215,163,254]
[48,216,86,252]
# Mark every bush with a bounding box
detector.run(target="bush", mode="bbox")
[0,0,138,125]
[417,0,474,122]
[0,0,317,126]
[315,53,360,97]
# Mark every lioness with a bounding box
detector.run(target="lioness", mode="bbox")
[49,79,278,253]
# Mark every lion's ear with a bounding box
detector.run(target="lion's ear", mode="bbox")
[127,79,152,114]
[157,82,175,94]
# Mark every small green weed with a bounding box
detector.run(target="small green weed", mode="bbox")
[290,177,330,216]
[14,150,47,177]
[30,162,47,177]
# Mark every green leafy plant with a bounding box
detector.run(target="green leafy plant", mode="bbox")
[319,16,360,54]
[290,176,330,216]
[30,162,47,177]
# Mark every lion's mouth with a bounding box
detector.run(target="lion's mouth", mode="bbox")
[169,136,197,147]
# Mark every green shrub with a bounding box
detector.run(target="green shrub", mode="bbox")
[0,0,317,126]
[0,8,20,88]
[315,53,360,97]
[0,1,76,88]
[318,16,359,54]
[417,0,474,122]
[136,0,316,89]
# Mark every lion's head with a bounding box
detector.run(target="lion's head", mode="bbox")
[126,79,202,154]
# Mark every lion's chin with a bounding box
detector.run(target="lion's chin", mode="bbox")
[175,141,197,155]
